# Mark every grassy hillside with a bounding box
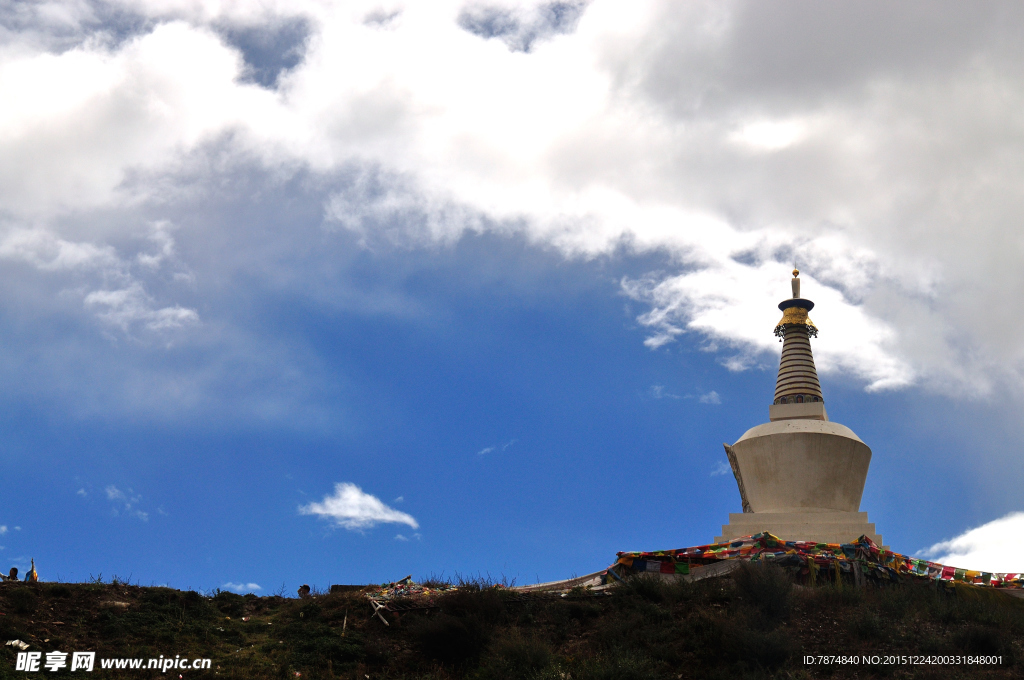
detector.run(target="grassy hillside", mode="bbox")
[2,565,1023,679]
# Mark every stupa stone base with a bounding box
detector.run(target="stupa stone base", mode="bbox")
[716,511,883,546]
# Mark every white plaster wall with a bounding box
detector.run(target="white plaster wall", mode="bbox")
[731,420,871,513]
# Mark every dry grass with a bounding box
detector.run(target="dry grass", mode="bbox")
[1,570,1023,678]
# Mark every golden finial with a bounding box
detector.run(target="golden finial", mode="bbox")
[792,269,799,278]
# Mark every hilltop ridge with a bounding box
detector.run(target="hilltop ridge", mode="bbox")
[3,565,1024,679]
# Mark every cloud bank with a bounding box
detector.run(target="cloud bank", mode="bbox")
[222,582,262,594]
[299,483,419,531]
[5,0,1024,415]
[918,512,1024,574]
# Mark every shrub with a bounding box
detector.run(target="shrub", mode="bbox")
[213,590,246,617]
[561,599,602,623]
[298,600,322,621]
[411,612,488,665]
[45,584,73,599]
[818,582,863,607]
[283,621,364,669]
[733,562,792,623]
[95,609,127,640]
[474,629,552,679]
[420,573,452,589]
[724,624,794,672]
[438,588,506,623]
[8,588,38,616]
[570,653,657,680]
[955,624,1014,663]
[849,610,886,641]
[0,617,27,642]
[623,573,670,604]
[182,589,204,605]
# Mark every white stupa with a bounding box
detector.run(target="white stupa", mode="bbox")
[716,270,883,545]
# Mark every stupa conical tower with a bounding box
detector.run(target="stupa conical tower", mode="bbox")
[716,270,883,545]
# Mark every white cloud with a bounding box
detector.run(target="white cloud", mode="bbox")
[0,525,6,535]
[84,283,199,332]
[6,0,1024,403]
[917,512,1024,574]
[649,385,681,399]
[105,485,130,502]
[299,482,418,531]
[222,582,262,593]
[623,259,914,392]
[729,119,810,152]
[0,226,199,336]
[478,439,516,455]
[710,461,731,477]
[0,229,119,272]
[104,485,149,521]
[699,390,721,405]
[0,19,275,216]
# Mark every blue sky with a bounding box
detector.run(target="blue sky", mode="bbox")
[2,0,1024,592]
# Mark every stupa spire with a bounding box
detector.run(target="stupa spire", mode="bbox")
[716,267,879,545]
[770,270,826,421]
